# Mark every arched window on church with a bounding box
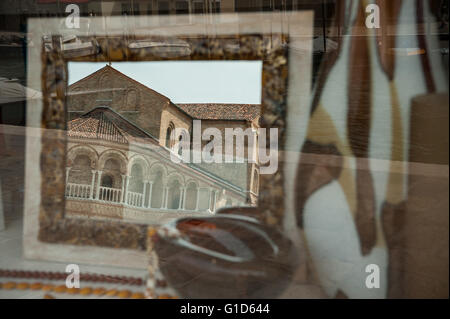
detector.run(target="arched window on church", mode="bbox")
[197,188,210,211]
[167,179,182,210]
[129,163,144,193]
[99,158,123,202]
[184,182,198,210]
[101,175,114,188]
[70,154,92,186]
[150,169,164,208]
[165,122,175,149]
[175,129,189,159]
[128,163,144,206]
[68,154,93,199]
[178,135,183,156]
[102,158,122,189]
[100,174,115,201]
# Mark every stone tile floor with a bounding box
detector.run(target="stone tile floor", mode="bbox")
[0,126,147,298]
[0,209,147,299]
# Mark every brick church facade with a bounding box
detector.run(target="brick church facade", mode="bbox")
[65,65,260,223]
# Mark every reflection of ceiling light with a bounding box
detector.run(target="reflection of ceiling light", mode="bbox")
[63,40,98,58]
[63,41,93,51]
[43,36,99,58]
[66,88,126,96]
[0,78,42,103]
[62,35,77,43]
[389,48,426,56]
[128,40,191,57]
[407,48,426,56]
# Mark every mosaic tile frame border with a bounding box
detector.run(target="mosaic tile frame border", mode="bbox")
[38,33,289,251]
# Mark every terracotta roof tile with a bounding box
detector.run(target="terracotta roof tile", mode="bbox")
[67,107,157,144]
[176,103,261,121]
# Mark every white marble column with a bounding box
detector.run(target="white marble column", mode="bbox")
[124,175,130,204]
[195,189,200,211]
[179,187,185,210]
[65,167,71,197]
[121,174,126,203]
[208,188,213,211]
[211,190,217,212]
[181,187,187,210]
[89,170,96,199]
[142,181,148,208]
[146,182,153,208]
[95,170,102,200]
[163,187,169,209]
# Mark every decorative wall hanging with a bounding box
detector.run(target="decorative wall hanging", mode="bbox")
[23,12,314,274]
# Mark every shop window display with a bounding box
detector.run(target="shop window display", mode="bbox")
[0,0,448,302]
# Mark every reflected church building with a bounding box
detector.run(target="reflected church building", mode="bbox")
[65,65,260,224]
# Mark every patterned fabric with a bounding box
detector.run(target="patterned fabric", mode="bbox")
[293,0,448,298]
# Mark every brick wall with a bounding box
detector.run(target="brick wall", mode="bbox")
[67,66,168,138]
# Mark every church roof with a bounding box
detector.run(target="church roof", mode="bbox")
[69,65,171,102]
[176,103,261,121]
[67,106,157,145]
[69,65,260,122]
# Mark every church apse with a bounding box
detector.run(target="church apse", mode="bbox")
[65,64,262,224]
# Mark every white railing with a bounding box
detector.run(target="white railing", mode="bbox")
[66,183,91,199]
[127,191,143,207]
[98,186,122,203]
[65,182,218,212]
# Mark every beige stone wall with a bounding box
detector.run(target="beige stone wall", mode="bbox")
[198,119,258,161]
[159,103,192,147]
[194,119,258,197]
[67,66,168,138]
